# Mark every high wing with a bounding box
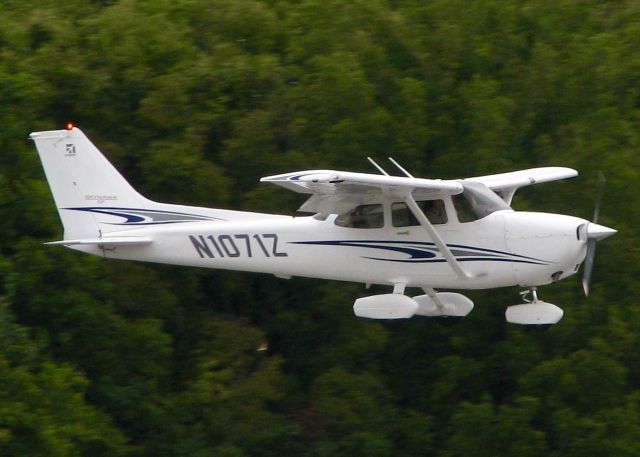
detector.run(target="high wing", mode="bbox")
[261,169,475,279]
[260,170,463,214]
[465,167,578,204]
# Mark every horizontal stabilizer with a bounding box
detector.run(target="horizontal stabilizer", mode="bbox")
[46,236,153,246]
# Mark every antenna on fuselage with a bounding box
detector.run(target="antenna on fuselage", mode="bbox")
[367,157,389,175]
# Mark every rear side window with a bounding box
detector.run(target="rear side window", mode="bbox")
[335,204,384,228]
[392,199,447,226]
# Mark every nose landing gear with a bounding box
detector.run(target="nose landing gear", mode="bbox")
[506,287,564,325]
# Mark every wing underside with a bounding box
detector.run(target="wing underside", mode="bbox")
[261,166,578,212]
[260,170,463,214]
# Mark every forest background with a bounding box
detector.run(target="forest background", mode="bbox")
[1,0,639,456]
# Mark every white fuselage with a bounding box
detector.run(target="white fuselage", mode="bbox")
[31,127,616,324]
[76,209,588,290]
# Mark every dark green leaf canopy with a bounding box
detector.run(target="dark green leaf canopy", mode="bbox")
[1,0,638,455]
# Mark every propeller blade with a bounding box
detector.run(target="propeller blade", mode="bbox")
[581,173,614,296]
[582,238,596,296]
[592,171,605,224]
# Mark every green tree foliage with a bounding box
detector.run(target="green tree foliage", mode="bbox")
[445,397,547,457]
[0,298,127,456]
[1,0,639,455]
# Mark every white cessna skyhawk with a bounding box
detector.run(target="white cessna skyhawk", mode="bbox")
[31,126,616,325]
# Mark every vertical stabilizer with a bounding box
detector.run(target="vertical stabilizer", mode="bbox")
[31,126,283,243]
[30,127,148,239]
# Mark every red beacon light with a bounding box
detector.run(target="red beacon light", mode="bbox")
[66,122,74,131]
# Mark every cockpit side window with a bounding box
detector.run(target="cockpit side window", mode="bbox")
[392,199,447,227]
[454,181,511,223]
[452,194,478,223]
[335,204,384,228]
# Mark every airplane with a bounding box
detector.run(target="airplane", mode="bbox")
[30,125,616,325]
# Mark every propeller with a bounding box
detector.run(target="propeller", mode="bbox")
[582,172,616,295]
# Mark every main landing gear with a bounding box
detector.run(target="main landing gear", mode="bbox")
[353,285,564,325]
[352,283,474,320]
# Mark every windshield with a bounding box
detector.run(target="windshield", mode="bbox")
[453,181,511,222]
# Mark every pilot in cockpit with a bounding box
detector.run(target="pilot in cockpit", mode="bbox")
[423,199,447,224]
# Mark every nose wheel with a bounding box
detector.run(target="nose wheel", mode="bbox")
[506,287,564,325]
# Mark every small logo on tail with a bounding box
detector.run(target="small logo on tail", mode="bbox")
[65,144,76,156]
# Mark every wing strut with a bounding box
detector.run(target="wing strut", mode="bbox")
[404,194,473,280]
[388,157,414,178]
[367,157,389,175]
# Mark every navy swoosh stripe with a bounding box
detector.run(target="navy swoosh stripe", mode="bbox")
[296,240,437,259]
[338,239,546,263]
[363,257,548,265]
[64,207,223,225]
[291,240,550,265]
[289,173,315,181]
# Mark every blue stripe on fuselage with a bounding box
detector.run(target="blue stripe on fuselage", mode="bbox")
[291,240,549,265]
